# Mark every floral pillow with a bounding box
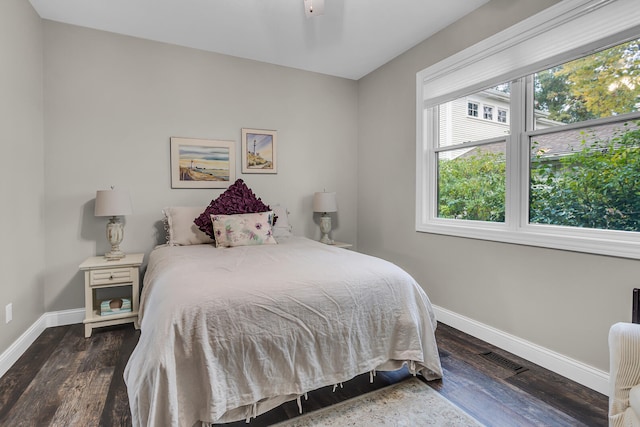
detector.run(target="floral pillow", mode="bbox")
[211,211,277,248]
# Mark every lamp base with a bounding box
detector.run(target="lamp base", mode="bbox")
[104,249,126,261]
[105,216,126,260]
[319,235,333,245]
[319,213,334,245]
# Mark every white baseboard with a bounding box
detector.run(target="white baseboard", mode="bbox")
[0,308,84,379]
[433,305,609,396]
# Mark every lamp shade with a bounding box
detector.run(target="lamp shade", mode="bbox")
[95,189,133,217]
[313,191,337,213]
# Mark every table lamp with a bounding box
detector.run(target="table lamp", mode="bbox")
[313,191,337,244]
[95,187,133,260]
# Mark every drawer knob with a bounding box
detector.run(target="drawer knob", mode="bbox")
[109,274,114,280]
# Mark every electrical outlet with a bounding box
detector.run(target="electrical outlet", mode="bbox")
[5,303,12,324]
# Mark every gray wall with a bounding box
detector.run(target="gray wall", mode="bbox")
[0,0,45,353]
[357,0,639,372]
[43,22,358,312]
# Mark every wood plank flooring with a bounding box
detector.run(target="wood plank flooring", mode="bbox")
[0,322,608,426]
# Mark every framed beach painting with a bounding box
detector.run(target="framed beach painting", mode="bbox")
[241,128,277,174]
[170,137,236,188]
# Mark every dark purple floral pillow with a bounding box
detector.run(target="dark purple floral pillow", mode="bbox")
[194,179,272,239]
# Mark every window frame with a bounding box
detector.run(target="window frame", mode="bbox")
[416,0,640,259]
[467,101,479,118]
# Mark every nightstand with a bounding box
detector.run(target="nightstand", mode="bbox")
[80,253,144,338]
[330,241,353,249]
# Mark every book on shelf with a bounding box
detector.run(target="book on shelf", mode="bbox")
[100,298,131,316]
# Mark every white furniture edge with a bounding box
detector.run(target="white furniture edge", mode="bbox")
[0,305,609,396]
[0,308,84,378]
[433,305,609,396]
[330,241,353,249]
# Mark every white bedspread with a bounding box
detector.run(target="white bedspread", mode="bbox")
[124,237,442,426]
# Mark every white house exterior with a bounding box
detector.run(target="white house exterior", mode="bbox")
[439,88,511,148]
[437,88,563,159]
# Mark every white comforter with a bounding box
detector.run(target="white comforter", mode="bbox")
[124,237,442,426]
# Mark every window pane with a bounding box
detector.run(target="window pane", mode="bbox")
[438,143,506,222]
[468,102,478,117]
[534,38,640,129]
[438,84,511,147]
[530,119,640,231]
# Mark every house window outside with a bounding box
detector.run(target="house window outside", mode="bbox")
[468,102,478,117]
[419,32,640,258]
[483,105,494,120]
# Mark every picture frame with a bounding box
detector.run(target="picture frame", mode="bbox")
[170,137,236,188]
[241,128,277,174]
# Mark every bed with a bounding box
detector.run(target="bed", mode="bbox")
[124,233,442,426]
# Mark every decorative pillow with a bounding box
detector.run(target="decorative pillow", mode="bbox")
[272,205,293,238]
[163,207,215,246]
[211,212,277,248]
[194,179,272,239]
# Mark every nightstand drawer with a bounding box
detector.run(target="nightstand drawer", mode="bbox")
[90,268,132,286]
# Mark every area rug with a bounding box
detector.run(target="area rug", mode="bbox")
[272,378,484,427]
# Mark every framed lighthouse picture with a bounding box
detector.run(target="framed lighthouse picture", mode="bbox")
[241,128,277,174]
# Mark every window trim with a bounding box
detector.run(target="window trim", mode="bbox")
[416,0,640,259]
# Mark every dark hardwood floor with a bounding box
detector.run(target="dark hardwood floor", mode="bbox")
[0,322,608,426]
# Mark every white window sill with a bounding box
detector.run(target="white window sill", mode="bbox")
[416,221,640,260]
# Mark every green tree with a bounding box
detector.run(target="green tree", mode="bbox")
[530,123,640,231]
[535,67,596,123]
[438,150,505,222]
[558,39,640,118]
[535,38,640,123]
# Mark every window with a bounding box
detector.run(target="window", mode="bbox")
[467,101,505,122]
[436,86,510,222]
[468,102,478,117]
[529,46,640,231]
[417,0,640,259]
[483,105,494,120]
[497,109,507,123]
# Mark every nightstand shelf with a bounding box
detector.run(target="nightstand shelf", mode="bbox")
[80,253,144,338]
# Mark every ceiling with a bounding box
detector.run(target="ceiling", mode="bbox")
[29,0,489,80]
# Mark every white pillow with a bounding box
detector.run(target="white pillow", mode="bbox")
[211,212,277,247]
[272,205,293,238]
[163,206,214,246]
